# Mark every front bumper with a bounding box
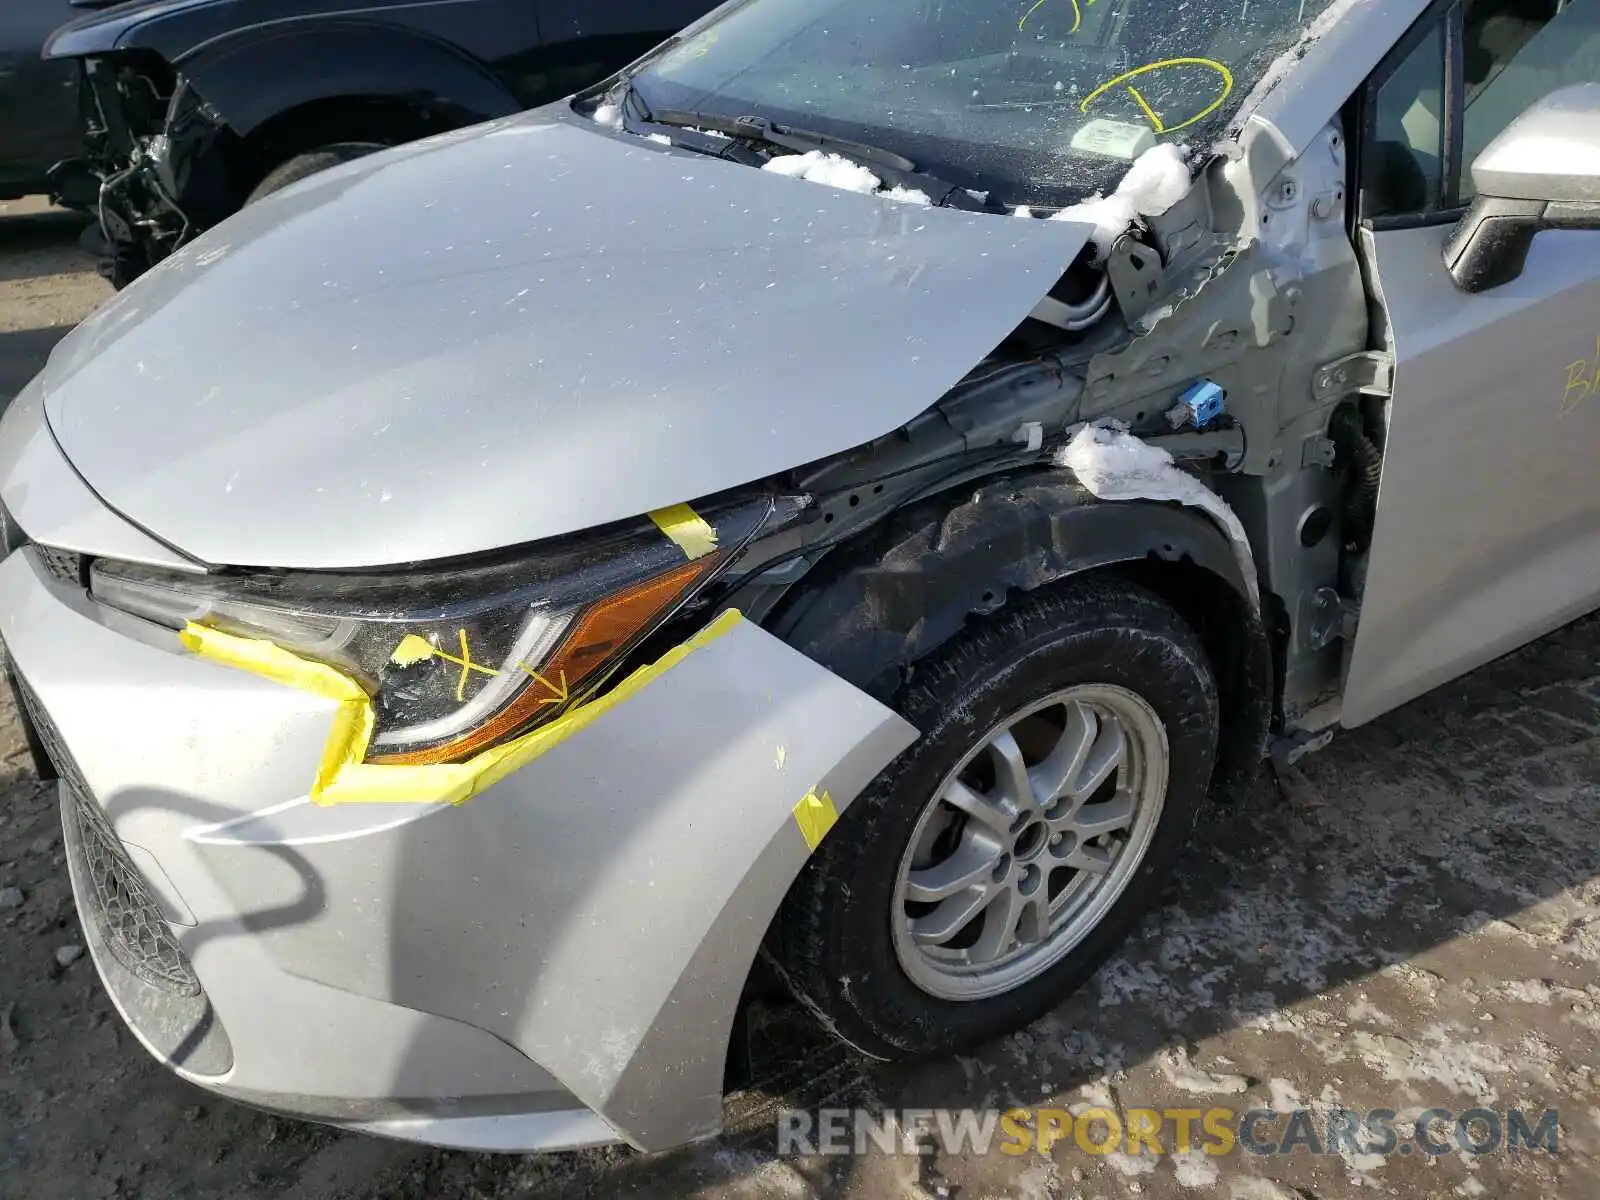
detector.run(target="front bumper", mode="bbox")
[0,548,916,1151]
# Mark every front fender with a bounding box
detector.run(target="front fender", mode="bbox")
[164,22,523,136]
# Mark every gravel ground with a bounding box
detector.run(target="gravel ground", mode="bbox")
[1,201,1598,1200]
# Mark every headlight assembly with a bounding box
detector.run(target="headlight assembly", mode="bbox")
[90,497,785,765]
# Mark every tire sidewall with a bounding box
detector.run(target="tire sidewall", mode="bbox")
[247,142,387,205]
[788,586,1217,1059]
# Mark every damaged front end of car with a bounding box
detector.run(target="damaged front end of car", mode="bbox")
[724,107,1374,787]
[49,56,234,287]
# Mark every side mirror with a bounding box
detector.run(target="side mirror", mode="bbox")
[1443,83,1600,293]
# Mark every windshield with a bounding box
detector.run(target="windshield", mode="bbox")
[633,0,1336,206]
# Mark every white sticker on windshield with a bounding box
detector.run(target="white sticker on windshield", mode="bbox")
[1070,119,1156,161]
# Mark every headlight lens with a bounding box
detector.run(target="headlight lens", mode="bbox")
[90,497,781,764]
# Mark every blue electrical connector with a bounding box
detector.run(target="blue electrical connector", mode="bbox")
[1177,379,1226,428]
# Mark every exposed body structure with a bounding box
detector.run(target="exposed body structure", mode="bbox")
[3,0,1599,1158]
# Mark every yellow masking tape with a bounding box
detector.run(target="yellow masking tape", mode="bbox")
[649,503,719,560]
[792,788,839,852]
[181,608,744,807]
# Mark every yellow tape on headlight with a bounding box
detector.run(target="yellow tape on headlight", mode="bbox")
[649,503,719,560]
[180,609,743,807]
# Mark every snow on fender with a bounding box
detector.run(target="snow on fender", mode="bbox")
[1058,421,1260,610]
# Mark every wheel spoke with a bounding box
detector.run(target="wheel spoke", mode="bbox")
[987,729,1039,813]
[1057,793,1137,839]
[1029,700,1097,806]
[1014,894,1049,945]
[1060,842,1116,875]
[910,886,995,945]
[1068,713,1126,800]
[941,778,1017,833]
[969,882,1022,963]
[905,841,1003,902]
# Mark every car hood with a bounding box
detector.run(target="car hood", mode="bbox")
[37,110,1092,569]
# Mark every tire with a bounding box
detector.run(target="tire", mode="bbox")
[777,578,1218,1061]
[245,142,388,204]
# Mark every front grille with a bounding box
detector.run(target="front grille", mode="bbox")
[14,673,202,997]
[35,546,84,588]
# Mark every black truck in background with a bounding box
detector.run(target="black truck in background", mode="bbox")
[40,0,723,287]
[1,2,83,202]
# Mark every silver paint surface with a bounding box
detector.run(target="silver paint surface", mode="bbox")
[1341,221,1600,726]
[1471,82,1600,204]
[36,109,1090,569]
[0,376,202,570]
[0,548,916,1149]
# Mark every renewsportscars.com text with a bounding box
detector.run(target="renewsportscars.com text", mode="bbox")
[776,1106,1560,1159]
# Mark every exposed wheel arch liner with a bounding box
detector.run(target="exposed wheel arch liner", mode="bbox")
[769,471,1273,803]
[166,23,522,138]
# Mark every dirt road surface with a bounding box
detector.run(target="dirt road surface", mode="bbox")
[1,201,1597,1200]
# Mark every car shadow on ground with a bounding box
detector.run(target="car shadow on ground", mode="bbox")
[0,206,99,403]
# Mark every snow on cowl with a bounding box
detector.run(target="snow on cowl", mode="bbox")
[1043,143,1192,262]
[761,151,932,206]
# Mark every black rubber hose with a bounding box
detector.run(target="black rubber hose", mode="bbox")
[1346,431,1383,548]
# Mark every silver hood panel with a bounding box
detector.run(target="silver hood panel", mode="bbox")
[39,110,1090,569]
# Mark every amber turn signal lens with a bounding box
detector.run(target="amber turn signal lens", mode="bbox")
[369,555,715,766]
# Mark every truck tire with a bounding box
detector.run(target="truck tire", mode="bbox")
[246,142,388,204]
[777,578,1219,1060]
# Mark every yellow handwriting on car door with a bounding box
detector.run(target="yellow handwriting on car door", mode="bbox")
[1561,335,1600,416]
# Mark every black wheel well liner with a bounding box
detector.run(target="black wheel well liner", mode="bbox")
[765,472,1275,806]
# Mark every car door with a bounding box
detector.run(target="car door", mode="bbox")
[1339,0,1600,726]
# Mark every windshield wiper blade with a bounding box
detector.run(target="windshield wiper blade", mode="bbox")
[647,110,999,211]
[651,111,915,172]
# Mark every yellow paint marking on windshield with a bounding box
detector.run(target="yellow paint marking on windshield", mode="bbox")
[1080,58,1235,134]
[1126,86,1164,133]
[1018,0,1081,34]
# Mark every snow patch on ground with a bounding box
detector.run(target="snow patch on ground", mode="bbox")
[1160,1047,1250,1094]
[1105,1149,1160,1177]
[1040,143,1191,261]
[1058,422,1260,606]
[1351,1026,1510,1102]
[1228,1180,1303,1200]
[761,150,931,205]
[1175,1154,1221,1188]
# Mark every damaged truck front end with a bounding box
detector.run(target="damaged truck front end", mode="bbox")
[52,56,227,284]
[41,0,549,286]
